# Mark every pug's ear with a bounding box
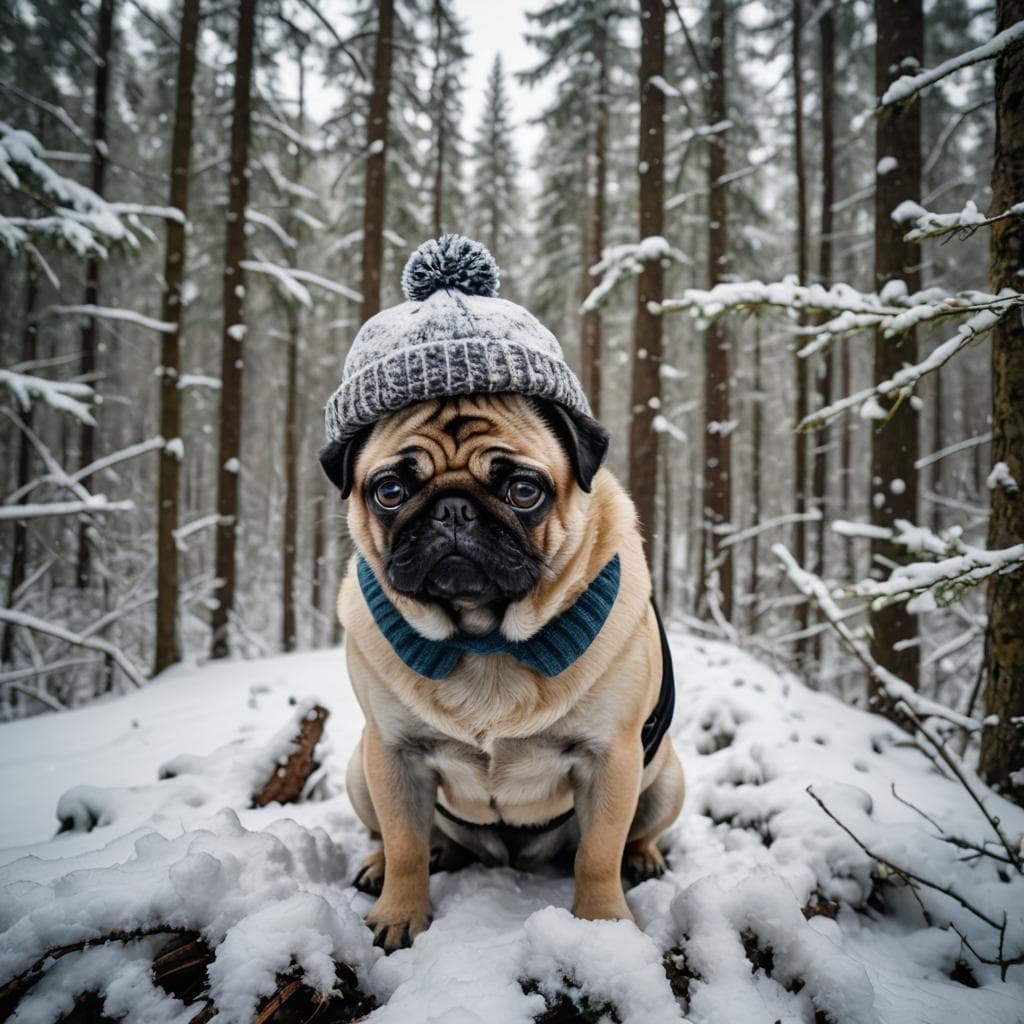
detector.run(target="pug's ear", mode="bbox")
[319,426,372,499]
[533,399,610,493]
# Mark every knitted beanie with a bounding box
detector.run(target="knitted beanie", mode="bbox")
[324,234,591,442]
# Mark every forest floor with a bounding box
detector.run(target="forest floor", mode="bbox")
[1,634,1023,1024]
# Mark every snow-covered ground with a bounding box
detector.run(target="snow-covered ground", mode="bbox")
[1,635,1022,1023]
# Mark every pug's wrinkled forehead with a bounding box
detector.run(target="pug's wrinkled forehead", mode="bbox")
[360,394,566,487]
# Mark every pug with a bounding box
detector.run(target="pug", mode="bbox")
[320,391,684,953]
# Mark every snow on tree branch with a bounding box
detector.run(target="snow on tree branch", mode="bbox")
[894,198,1024,243]
[0,496,135,522]
[0,608,144,689]
[878,20,1024,107]
[246,208,297,250]
[42,304,176,333]
[240,260,361,307]
[833,518,1024,613]
[799,291,1024,429]
[0,121,137,257]
[771,543,979,732]
[581,237,690,313]
[0,369,95,423]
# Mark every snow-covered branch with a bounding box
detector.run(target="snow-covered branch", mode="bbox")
[42,304,176,334]
[0,496,135,522]
[0,608,144,689]
[879,21,1024,107]
[581,237,690,313]
[833,519,1024,613]
[0,369,95,423]
[246,208,297,250]
[799,291,1023,429]
[240,260,361,307]
[0,121,137,257]
[771,543,979,732]
[895,199,1024,243]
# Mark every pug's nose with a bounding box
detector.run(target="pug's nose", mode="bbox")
[431,495,476,525]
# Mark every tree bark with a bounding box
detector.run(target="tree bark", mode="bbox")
[281,48,306,655]
[811,2,835,663]
[869,0,922,708]
[979,0,1024,806]
[791,0,810,654]
[210,0,257,659]
[748,317,762,632]
[154,0,200,676]
[2,269,39,668]
[361,0,394,323]
[580,15,608,419]
[431,0,446,238]
[697,0,733,622]
[76,0,115,590]
[628,0,665,558]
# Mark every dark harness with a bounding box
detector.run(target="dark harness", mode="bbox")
[436,598,676,836]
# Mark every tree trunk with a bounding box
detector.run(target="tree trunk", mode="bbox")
[361,0,394,323]
[210,0,257,659]
[979,0,1024,806]
[76,0,115,590]
[868,0,923,709]
[748,317,762,632]
[431,0,446,238]
[697,0,733,622]
[281,49,306,655]
[2,269,39,667]
[791,0,809,655]
[580,15,607,419]
[628,0,665,558]
[153,0,200,676]
[811,2,835,663]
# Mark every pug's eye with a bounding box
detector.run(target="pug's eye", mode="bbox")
[505,479,544,511]
[374,477,406,509]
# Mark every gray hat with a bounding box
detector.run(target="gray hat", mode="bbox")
[324,234,591,443]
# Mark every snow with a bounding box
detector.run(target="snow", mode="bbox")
[986,461,1019,494]
[226,323,247,341]
[164,438,184,461]
[876,156,898,176]
[879,21,1024,106]
[176,373,221,391]
[46,304,176,334]
[224,458,240,474]
[1,639,1022,1020]
[582,237,689,313]
[0,370,95,424]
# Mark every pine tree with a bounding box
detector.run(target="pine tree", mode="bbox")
[428,0,468,236]
[869,0,923,707]
[154,0,201,675]
[698,0,733,622]
[628,0,666,554]
[979,0,1024,805]
[210,0,258,660]
[470,56,522,283]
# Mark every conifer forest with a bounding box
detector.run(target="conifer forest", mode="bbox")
[2,1,1024,1020]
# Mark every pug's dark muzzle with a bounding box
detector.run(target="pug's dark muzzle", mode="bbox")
[385,491,543,608]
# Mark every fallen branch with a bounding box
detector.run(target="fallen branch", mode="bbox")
[252,704,329,807]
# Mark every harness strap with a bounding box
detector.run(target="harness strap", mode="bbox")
[435,598,676,835]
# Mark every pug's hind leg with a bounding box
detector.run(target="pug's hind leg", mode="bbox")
[353,848,386,895]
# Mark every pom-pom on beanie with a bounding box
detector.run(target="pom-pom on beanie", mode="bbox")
[324,234,592,442]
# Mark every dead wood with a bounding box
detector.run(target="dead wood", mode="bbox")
[252,703,329,808]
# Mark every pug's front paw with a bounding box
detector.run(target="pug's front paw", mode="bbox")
[571,886,633,923]
[366,896,433,952]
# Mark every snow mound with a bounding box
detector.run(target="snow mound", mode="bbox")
[0,810,374,1024]
[1,637,1023,1022]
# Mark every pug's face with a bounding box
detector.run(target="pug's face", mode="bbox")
[320,394,609,636]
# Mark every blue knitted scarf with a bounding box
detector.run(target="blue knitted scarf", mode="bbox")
[357,554,621,680]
